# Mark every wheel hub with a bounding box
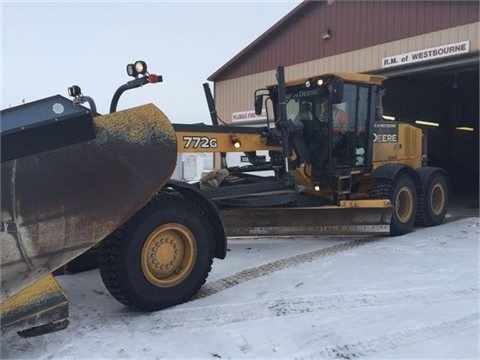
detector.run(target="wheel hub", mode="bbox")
[396,186,414,223]
[431,183,445,216]
[147,236,183,278]
[141,224,196,287]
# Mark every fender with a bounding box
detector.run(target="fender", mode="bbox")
[415,166,450,190]
[371,163,421,189]
[165,180,227,260]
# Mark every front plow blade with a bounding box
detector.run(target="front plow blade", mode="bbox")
[0,274,68,337]
[221,200,393,236]
[1,103,177,305]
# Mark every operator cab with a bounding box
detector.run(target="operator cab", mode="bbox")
[262,72,384,184]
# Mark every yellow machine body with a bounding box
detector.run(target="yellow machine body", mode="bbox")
[373,122,423,170]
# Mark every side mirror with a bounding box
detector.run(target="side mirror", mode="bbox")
[330,79,344,104]
[254,95,263,115]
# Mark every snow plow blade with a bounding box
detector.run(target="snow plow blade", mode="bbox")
[221,200,393,236]
[0,274,69,337]
[1,100,177,334]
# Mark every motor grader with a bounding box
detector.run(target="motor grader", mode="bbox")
[0,61,448,338]
[178,66,449,237]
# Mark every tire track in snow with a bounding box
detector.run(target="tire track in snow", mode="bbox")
[196,238,377,299]
[158,287,478,329]
[296,312,479,360]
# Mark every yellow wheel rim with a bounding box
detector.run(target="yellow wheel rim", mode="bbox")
[141,223,196,288]
[395,186,414,223]
[431,183,446,216]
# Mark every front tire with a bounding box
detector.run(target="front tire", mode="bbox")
[99,193,214,311]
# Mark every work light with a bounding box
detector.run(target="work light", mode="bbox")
[126,61,148,78]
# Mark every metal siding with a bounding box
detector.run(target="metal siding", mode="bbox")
[211,1,478,82]
[402,2,413,38]
[293,21,300,64]
[386,1,396,41]
[329,2,339,54]
[450,1,460,24]
[440,2,452,30]
[346,0,354,47]
[407,2,417,36]
[417,1,426,34]
[357,1,370,49]
[424,1,434,34]
[373,2,383,44]
[435,2,446,28]
[354,2,362,48]
[342,1,352,54]
[315,4,324,58]
[366,1,375,48]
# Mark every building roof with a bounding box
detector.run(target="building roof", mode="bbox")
[208,0,479,82]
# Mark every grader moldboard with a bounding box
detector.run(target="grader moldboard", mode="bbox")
[0,61,449,337]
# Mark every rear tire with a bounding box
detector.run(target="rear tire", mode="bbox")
[416,172,449,227]
[371,174,418,236]
[99,193,214,311]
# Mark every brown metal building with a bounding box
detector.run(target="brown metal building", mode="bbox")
[208,0,479,197]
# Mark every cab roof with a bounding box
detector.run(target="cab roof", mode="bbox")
[272,73,387,88]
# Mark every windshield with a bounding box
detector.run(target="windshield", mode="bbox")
[285,86,328,123]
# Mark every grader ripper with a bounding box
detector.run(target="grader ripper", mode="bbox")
[0,61,448,337]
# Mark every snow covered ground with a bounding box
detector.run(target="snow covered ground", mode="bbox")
[1,217,479,359]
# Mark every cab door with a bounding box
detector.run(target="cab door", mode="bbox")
[331,84,374,172]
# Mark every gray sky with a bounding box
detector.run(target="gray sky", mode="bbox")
[2,1,300,123]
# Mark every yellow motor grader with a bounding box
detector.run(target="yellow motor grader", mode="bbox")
[0,61,448,337]
[177,66,448,237]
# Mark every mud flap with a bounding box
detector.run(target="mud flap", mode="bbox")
[221,200,393,236]
[0,274,69,337]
